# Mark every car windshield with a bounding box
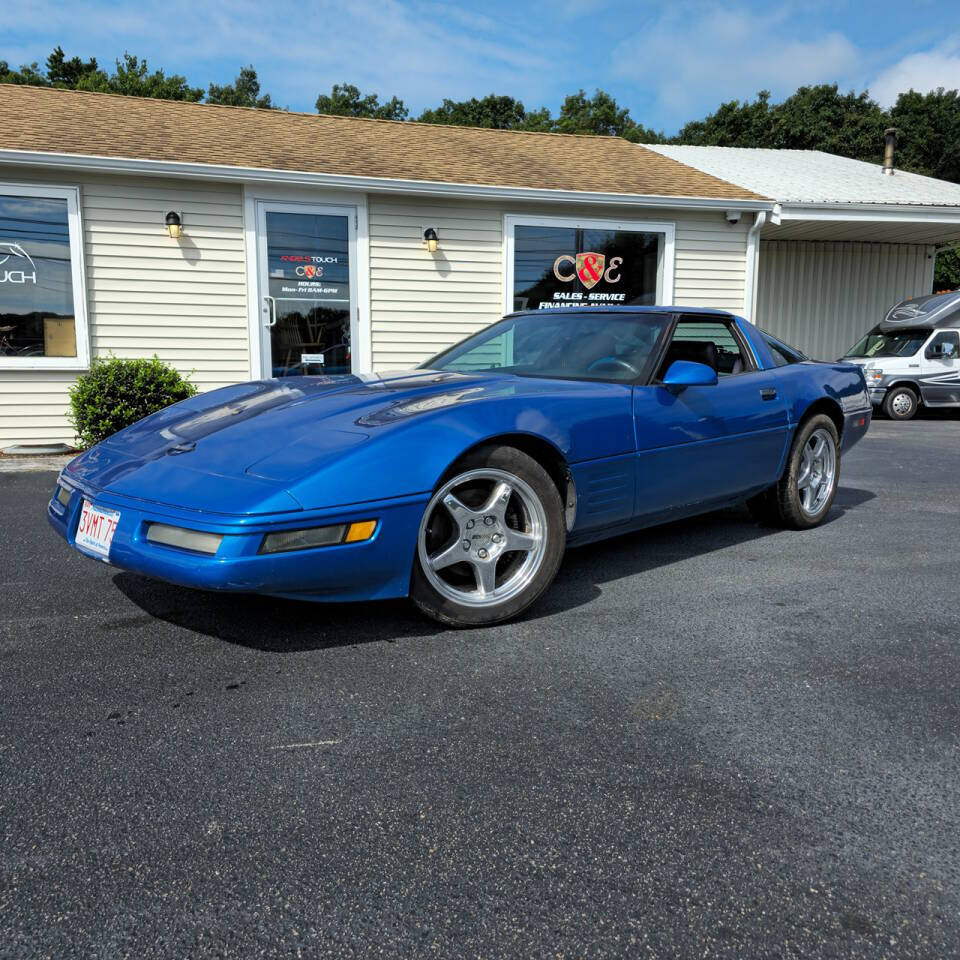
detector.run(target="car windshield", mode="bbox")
[844,325,928,359]
[421,311,672,382]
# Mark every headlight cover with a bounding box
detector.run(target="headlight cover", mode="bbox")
[259,520,377,555]
[146,523,223,555]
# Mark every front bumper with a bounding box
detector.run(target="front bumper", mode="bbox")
[47,475,428,603]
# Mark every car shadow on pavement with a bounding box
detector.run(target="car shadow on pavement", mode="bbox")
[113,488,876,651]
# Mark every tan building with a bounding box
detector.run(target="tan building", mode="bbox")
[1,85,958,449]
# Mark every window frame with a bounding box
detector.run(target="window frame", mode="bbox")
[502,213,676,317]
[650,313,758,384]
[0,182,89,371]
[925,330,960,360]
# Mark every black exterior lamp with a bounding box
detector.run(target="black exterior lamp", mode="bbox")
[165,210,183,239]
[423,227,439,253]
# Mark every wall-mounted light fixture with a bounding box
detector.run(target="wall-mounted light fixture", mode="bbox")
[165,210,183,239]
[423,227,439,253]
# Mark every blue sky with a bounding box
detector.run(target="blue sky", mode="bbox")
[2,0,959,133]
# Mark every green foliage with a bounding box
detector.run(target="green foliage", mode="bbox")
[68,356,196,448]
[417,94,549,130]
[45,46,99,87]
[315,83,408,120]
[414,88,664,141]
[0,60,48,86]
[934,248,960,292]
[208,66,273,109]
[76,53,205,101]
[554,88,664,142]
[675,91,776,146]
[889,88,960,183]
[675,84,888,158]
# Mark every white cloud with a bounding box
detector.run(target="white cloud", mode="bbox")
[869,36,960,107]
[611,3,862,123]
[0,0,562,112]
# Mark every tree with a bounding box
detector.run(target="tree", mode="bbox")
[554,88,664,141]
[45,46,99,88]
[889,88,960,183]
[0,60,49,86]
[73,53,204,101]
[675,91,775,146]
[768,84,888,160]
[207,66,272,109]
[417,94,550,130]
[315,83,407,120]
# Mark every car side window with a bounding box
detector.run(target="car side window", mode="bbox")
[760,331,806,367]
[657,318,751,380]
[926,331,960,360]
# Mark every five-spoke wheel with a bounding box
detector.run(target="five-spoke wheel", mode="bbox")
[746,413,841,529]
[796,427,837,518]
[410,446,565,627]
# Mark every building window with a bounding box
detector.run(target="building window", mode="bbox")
[505,214,675,313]
[0,184,88,369]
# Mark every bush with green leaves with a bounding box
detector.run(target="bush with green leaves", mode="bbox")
[69,355,196,448]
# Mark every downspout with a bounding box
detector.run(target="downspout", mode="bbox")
[743,210,767,323]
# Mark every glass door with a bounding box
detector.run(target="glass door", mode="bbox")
[256,202,357,378]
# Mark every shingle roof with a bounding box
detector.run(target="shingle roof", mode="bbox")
[0,85,763,201]
[647,144,960,207]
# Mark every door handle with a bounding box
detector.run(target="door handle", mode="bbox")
[263,295,276,328]
[760,387,777,401]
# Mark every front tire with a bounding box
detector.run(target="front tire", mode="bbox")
[883,385,919,420]
[747,414,840,530]
[410,445,566,627]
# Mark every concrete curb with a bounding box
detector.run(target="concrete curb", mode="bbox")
[0,455,75,474]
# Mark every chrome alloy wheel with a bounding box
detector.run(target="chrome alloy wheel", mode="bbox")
[417,468,548,608]
[891,391,914,417]
[796,427,837,517]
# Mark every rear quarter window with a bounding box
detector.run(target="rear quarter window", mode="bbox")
[760,332,806,366]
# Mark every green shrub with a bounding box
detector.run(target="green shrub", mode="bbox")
[69,355,197,448]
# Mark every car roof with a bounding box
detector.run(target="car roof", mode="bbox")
[505,305,741,319]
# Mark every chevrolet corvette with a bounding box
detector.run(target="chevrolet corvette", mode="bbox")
[49,307,871,626]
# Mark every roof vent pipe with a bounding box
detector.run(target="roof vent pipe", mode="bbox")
[882,128,897,176]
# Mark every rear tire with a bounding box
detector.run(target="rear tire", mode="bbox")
[746,414,840,530]
[410,445,566,627]
[883,386,919,420]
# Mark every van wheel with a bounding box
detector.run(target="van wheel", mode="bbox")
[747,414,840,530]
[410,445,566,627]
[883,386,918,420]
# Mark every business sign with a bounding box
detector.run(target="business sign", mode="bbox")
[0,242,37,285]
[513,225,662,311]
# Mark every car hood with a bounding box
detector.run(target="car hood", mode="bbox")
[64,371,527,515]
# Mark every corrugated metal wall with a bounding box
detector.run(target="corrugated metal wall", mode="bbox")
[756,241,933,360]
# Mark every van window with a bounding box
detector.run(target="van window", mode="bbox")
[845,326,928,359]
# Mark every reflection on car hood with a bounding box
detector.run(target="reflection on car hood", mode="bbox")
[64,370,532,511]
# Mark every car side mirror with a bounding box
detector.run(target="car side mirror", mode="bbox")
[662,360,718,390]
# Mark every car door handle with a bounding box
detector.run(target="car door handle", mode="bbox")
[760,387,777,401]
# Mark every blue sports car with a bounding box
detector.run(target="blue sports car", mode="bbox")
[49,308,871,626]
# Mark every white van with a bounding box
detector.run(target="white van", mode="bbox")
[842,291,960,420]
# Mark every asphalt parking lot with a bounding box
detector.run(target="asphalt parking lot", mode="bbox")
[2,417,959,959]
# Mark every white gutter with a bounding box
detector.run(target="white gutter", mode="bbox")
[0,148,775,213]
[777,202,960,223]
[743,211,766,323]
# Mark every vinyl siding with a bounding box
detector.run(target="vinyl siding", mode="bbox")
[368,198,750,370]
[0,169,248,447]
[756,241,934,361]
